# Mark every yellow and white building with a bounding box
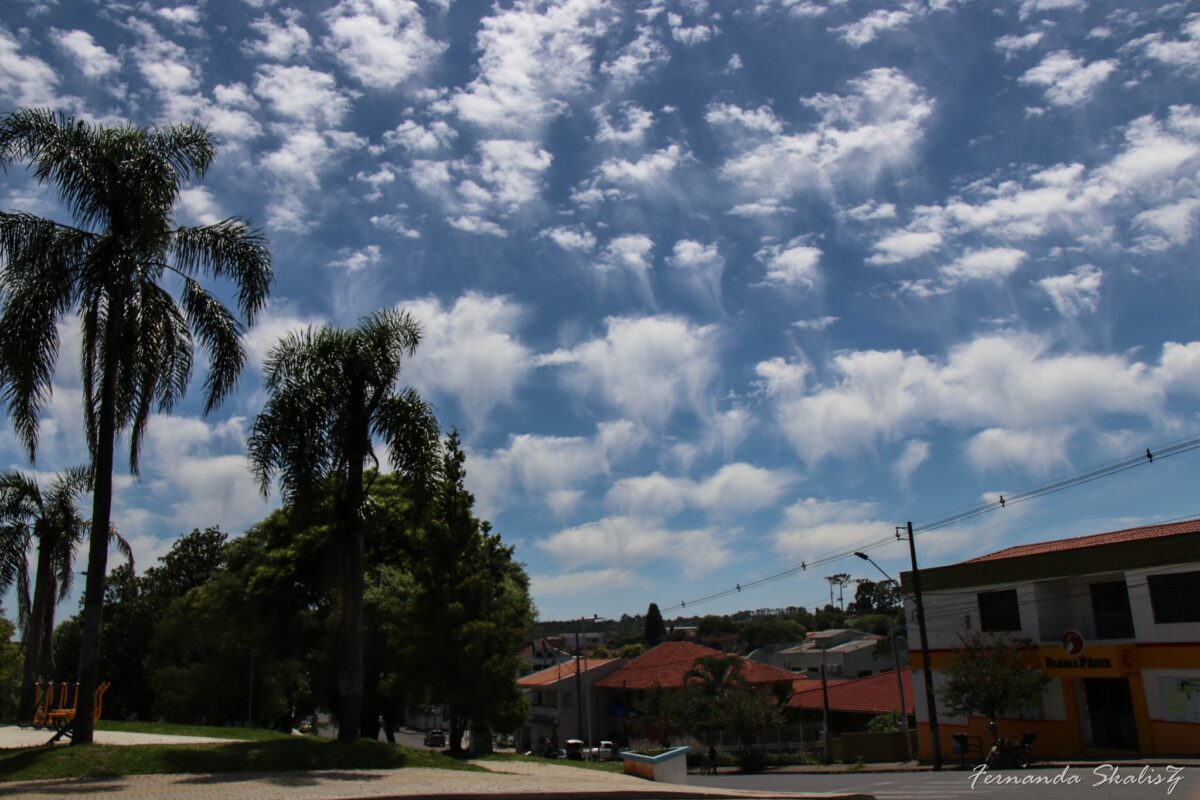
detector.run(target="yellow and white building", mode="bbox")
[902,518,1200,760]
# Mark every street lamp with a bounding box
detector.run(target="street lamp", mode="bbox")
[853,551,913,763]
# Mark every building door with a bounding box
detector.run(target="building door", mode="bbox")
[1081,678,1139,750]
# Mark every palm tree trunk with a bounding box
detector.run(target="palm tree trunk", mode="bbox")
[18,539,54,720]
[73,361,117,745]
[336,405,367,743]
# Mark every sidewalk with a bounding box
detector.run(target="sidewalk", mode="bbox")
[709,757,1200,775]
[0,760,873,800]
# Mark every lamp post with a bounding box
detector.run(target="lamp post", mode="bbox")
[853,551,913,763]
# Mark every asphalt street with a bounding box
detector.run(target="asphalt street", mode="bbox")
[687,766,1198,800]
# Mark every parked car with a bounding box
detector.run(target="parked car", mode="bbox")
[587,740,621,761]
[564,739,585,760]
[423,729,446,747]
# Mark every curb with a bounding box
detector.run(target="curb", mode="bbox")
[314,794,874,800]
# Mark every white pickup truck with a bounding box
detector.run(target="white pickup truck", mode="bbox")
[586,740,622,761]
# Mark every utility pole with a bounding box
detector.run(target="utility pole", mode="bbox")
[889,624,913,762]
[820,648,832,764]
[574,624,584,742]
[903,521,942,770]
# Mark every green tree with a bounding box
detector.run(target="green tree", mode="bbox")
[644,603,666,647]
[247,310,439,742]
[0,110,272,743]
[0,468,130,719]
[710,685,783,772]
[737,617,806,648]
[0,612,22,720]
[939,632,1050,725]
[619,643,646,659]
[632,684,693,748]
[392,432,534,754]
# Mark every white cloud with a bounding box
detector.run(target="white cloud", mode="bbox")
[243,304,325,372]
[1019,0,1086,20]
[594,102,655,145]
[600,25,668,87]
[356,165,396,200]
[453,0,610,133]
[401,293,531,429]
[1036,264,1102,316]
[894,439,930,487]
[939,247,1027,283]
[329,244,382,273]
[966,427,1072,473]
[477,139,553,210]
[1134,198,1200,247]
[466,420,645,516]
[541,224,597,252]
[447,215,508,237]
[868,230,944,264]
[1020,51,1116,107]
[51,29,119,77]
[757,332,1200,466]
[176,187,222,226]
[845,201,896,221]
[995,30,1044,59]
[254,65,350,125]
[1139,15,1200,72]
[772,498,890,559]
[383,119,458,153]
[370,213,422,238]
[157,5,201,26]
[793,316,838,331]
[607,463,793,518]
[705,102,783,135]
[260,128,365,190]
[0,25,64,107]
[718,68,933,202]
[536,315,719,428]
[322,0,445,88]
[728,199,796,217]
[756,240,821,288]
[667,239,724,304]
[531,567,638,596]
[833,9,912,47]
[594,144,687,188]
[596,234,654,274]
[667,12,714,45]
[247,12,312,61]
[538,516,732,579]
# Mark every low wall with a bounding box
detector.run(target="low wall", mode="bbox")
[620,746,690,783]
[834,730,917,763]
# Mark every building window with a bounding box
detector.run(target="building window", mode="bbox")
[978,589,1021,632]
[1090,580,1135,639]
[1148,571,1200,623]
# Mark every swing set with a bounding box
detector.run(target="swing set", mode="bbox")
[19,680,112,742]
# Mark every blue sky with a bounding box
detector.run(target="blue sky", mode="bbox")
[3,0,1200,622]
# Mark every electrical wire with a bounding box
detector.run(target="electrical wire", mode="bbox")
[658,433,1200,614]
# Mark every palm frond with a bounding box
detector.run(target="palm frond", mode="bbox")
[170,220,272,323]
[182,278,245,413]
[375,388,442,495]
[0,213,89,459]
[149,123,215,182]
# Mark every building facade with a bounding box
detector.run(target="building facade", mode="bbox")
[902,519,1200,760]
[753,628,898,678]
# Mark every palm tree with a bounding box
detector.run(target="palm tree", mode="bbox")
[0,468,133,719]
[247,309,440,742]
[0,109,272,743]
[684,654,745,697]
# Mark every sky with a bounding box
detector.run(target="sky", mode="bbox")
[2,0,1200,624]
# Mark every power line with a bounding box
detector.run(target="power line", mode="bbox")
[659,433,1200,614]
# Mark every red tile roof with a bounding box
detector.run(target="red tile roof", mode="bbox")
[517,658,620,688]
[789,668,913,715]
[594,641,798,690]
[963,518,1200,564]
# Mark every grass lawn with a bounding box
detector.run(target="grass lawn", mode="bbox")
[95,720,289,741]
[478,753,624,773]
[0,737,482,782]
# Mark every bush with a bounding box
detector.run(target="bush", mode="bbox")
[867,712,901,733]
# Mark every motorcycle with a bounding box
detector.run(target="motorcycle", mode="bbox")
[984,720,1036,769]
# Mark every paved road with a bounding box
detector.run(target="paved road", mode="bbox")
[687,766,1198,800]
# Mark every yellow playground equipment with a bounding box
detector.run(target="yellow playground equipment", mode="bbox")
[21,680,112,732]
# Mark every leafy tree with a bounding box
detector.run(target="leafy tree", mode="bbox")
[247,309,439,741]
[0,468,130,719]
[849,579,902,615]
[813,605,846,631]
[0,110,271,743]
[737,617,806,648]
[392,432,534,754]
[939,632,1049,724]
[632,684,692,748]
[0,612,22,720]
[644,603,666,647]
[591,645,611,658]
[710,685,783,772]
[867,711,902,732]
[619,643,646,659]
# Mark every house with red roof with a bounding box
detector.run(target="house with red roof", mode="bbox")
[588,641,803,746]
[789,667,913,730]
[901,517,1200,762]
[515,657,625,753]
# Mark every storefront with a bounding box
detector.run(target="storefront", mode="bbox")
[903,518,1200,761]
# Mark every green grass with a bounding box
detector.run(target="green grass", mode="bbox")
[478,752,624,773]
[0,738,482,782]
[94,720,290,741]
